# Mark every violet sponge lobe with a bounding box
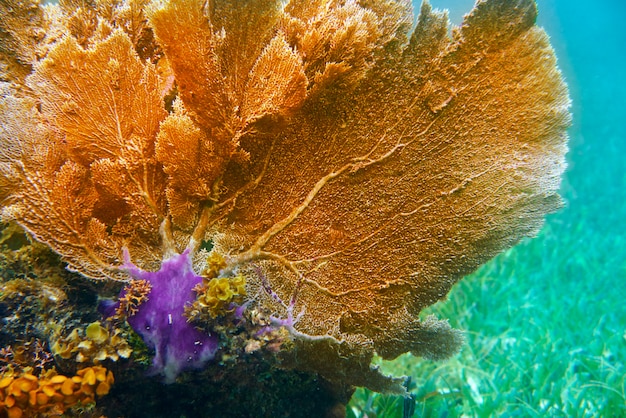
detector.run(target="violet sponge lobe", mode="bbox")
[123,250,219,383]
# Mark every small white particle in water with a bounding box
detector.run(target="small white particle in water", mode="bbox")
[168,313,173,324]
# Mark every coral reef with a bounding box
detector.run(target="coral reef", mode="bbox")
[0,0,569,409]
[193,273,247,318]
[117,250,220,383]
[51,321,132,364]
[0,339,54,376]
[0,223,98,357]
[0,366,114,417]
[112,278,152,319]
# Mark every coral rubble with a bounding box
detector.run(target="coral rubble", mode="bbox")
[0,0,570,412]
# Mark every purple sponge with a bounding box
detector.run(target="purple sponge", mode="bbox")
[122,249,219,382]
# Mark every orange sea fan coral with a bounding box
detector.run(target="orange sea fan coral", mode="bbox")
[0,0,570,392]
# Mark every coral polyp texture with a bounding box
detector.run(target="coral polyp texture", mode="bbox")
[0,0,569,395]
[0,366,114,417]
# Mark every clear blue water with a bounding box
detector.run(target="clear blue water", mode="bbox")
[423,0,626,219]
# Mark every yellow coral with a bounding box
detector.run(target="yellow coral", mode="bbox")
[201,252,227,280]
[51,321,132,363]
[0,366,114,417]
[196,275,247,318]
[85,322,108,344]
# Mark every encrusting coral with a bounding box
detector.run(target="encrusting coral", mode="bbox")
[194,275,246,317]
[193,253,247,319]
[0,366,114,417]
[0,0,569,396]
[50,321,132,364]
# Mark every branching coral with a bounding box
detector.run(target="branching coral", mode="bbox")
[114,279,152,319]
[0,0,569,393]
[0,339,54,376]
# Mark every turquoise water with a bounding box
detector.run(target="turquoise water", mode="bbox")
[353,0,626,415]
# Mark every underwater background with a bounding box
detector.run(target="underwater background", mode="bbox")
[349,0,626,416]
[0,0,623,417]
